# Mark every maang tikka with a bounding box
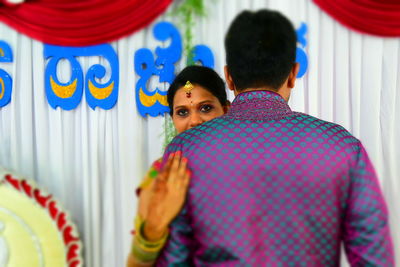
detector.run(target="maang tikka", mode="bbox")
[184,81,194,98]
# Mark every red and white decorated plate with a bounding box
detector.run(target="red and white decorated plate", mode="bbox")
[0,168,83,267]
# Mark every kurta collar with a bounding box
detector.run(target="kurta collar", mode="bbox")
[226,90,294,121]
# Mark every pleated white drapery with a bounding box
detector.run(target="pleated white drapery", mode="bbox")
[0,0,399,266]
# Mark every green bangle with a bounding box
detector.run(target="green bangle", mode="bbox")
[132,216,169,251]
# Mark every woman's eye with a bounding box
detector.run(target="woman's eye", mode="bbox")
[176,109,189,117]
[200,104,213,113]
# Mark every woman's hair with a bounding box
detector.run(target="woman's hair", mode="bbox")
[167,65,227,116]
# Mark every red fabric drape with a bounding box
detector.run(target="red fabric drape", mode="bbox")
[0,0,173,46]
[313,0,400,37]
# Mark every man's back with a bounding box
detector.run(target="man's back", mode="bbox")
[156,91,394,266]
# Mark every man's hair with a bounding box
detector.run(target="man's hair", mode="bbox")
[225,9,297,91]
[167,65,227,116]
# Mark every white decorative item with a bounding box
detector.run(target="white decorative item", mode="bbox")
[0,221,8,267]
[0,168,83,267]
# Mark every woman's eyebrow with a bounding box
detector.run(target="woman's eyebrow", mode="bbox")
[174,100,214,110]
[174,105,187,110]
[197,100,214,105]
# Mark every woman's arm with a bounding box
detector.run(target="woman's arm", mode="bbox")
[127,151,190,267]
[127,254,152,267]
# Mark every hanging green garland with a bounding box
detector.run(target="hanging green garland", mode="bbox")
[172,0,206,65]
[162,0,208,150]
[162,115,177,150]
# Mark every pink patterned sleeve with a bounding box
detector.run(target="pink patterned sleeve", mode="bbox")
[155,206,195,266]
[343,143,395,266]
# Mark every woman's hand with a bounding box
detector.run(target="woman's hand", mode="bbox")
[138,151,191,241]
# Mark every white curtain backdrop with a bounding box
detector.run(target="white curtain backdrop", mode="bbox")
[0,0,399,266]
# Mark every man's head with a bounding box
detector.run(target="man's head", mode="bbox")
[224,9,299,98]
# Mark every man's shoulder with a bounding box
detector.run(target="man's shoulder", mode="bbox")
[294,112,353,133]
[167,117,227,149]
[182,117,227,136]
[292,112,361,147]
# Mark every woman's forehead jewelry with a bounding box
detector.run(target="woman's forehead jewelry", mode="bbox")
[184,81,194,98]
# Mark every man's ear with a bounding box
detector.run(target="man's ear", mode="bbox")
[224,66,235,92]
[288,62,300,89]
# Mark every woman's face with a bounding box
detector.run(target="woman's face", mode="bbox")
[172,84,227,134]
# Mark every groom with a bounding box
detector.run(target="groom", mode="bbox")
[157,9,395,266]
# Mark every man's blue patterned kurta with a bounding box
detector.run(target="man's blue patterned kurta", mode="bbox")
[156,90,394,266]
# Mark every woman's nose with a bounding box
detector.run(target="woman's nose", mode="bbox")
[189,112,203,128]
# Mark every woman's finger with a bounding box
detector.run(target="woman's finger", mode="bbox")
[160,152,174,181]
[153,175,167,193]
[168,151,182,182]
[177,157,188,181]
